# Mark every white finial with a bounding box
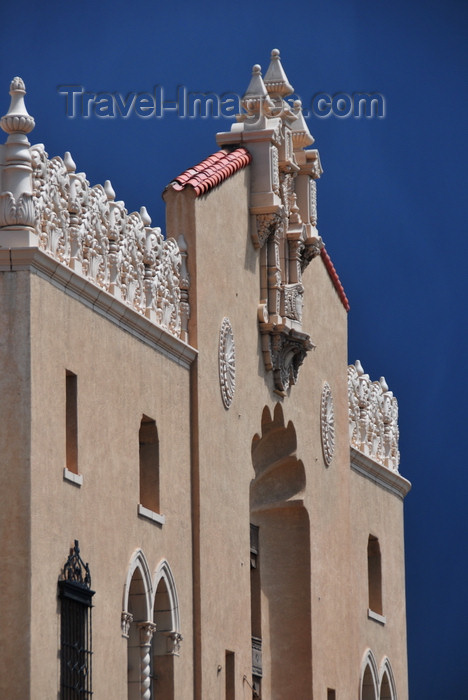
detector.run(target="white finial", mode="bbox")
[104,180,116,201]
[264,48,294,97]
[140,205,151,227]
[379,376,389,393]
[355,359,364,375]
[289,193,302,224]
[64,151,76,173]
[1,77,35,136]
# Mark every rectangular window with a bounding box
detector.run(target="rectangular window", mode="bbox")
[139,415,160,513]
[66,371,78,474]
[327,689,336,700]
[367,534,383,615]
[225,650,235,700]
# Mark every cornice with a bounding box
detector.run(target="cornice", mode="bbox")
[0,247,197,369]
[350,446,411,500]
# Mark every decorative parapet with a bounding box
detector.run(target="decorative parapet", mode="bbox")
[348,360,400,472]
[0,78,188,343]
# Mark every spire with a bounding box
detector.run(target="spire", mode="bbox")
[243,64,268,101]
[291,100,314,150]
[241,64,270,119]
[264,48,294,98]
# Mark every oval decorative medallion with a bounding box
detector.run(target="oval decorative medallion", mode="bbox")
[321,382,335,466]
[219,318,236,409]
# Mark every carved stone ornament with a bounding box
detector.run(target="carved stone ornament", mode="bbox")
[0,79,189,339]
[165,631,183,656]
[348,360,400,471]
[253,212,282,250]
[261,326,313,396]
[320,382,335,466]
[222,51,325,395]
[219,318,236,408]
[121,611,134,638]
[27,144,187,339]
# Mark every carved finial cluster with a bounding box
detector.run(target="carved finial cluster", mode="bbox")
[27,144,187,339]
[217,50,322,394]
[348,360,400,471]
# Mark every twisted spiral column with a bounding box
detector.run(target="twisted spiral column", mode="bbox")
[138,622,157,700]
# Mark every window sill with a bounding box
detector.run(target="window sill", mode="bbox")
[368,609,386,625]
[63,467,83,486]
[138,504,165,526]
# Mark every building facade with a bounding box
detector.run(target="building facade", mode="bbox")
[0,50,411,699]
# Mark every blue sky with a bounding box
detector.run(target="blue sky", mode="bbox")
[1,1,467,695]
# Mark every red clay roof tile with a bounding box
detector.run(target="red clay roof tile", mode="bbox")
[320,247,350,312]
[167,149,348,311]
[168,148,252,196]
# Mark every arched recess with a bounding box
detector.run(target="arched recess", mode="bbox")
[122,550,155,700]
[250,403,311,700]
[379,657,397,700]
[151,560,182,699]
[360,649,379,700]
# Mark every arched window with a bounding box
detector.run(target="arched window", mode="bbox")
[122,550,154,700]
[379,658,397,699]
[367,535,383,615]
[139,416,160,513]
[58,540,94,700]
[360,650,378,700]
[151,561,182,700]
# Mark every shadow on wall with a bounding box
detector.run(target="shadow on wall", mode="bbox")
[250,403,312,699]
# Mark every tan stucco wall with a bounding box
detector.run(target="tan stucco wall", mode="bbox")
[349,470,409,698]
[0,271,32,700]
[1,269,194,700]
[165,160,408,700]
[0,153,409,700]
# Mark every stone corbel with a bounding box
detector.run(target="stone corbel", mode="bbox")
[259,323,314,396]
[121,610,133,638]
[301,232,323,270]
[165,631,183,656]
[253,211,282,249]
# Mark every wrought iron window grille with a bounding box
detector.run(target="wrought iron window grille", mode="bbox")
[58,540,95,699]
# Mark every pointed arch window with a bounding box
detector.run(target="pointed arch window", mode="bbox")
[379,658,397,700]
[58,540,94,699]
[151,560,182,698]
[360,651,378,700]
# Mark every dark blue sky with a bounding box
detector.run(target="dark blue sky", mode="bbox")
[1,1,467,695]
